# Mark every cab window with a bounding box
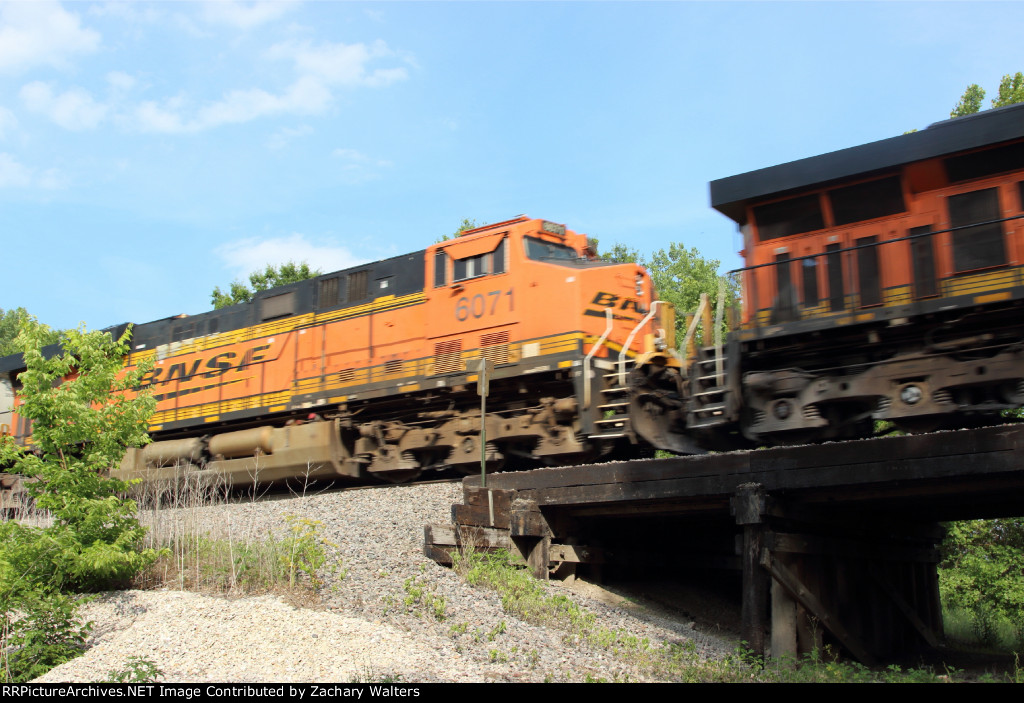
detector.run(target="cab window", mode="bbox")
[524,236,579,262]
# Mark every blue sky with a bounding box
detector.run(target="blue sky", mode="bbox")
[2,1,1022,331]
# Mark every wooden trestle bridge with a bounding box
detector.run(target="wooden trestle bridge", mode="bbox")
[425,424,1024,663]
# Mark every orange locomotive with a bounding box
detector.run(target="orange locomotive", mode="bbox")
[693,102,1024,446]
[2,216,687,486]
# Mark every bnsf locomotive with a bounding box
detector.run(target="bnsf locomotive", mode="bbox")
[686,101,1024,448]
[2,216,686,486]
[3,103,1024,487]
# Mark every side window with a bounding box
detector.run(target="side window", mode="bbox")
[800,255,819,306]
[947,188,1006,273]
[909,226,937,299]
[434,251,447,287]
[753,194,824,241]
[492,237,506,274]
[454,253,488,281]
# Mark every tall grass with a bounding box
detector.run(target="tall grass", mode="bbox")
[129,463,340,596]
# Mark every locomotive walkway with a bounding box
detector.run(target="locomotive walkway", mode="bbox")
[425,424,1024,664]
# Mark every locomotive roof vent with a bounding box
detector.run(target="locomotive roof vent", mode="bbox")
[541,221,566,236]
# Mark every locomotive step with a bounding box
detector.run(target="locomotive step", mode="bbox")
[692,388,725,398]
[598,401,630,411]
[690,403,727,416]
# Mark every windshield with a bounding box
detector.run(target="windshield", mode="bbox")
[523,236,617,268]
[524,236,580,262]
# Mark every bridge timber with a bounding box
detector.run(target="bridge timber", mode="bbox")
[425,424,1024,664]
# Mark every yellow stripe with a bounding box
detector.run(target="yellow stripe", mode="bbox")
[150,330,585,427]
[975,291,1012,304]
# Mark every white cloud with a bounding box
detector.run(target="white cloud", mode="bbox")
[0,1,100,73]
[20,82,107,131]
[267,124,313,150]
[332,148,391,168]
[215,233,366,277]
[131,39,407,134]
[0,152,64,189]
[200,1,298,30]
[268,39,408,88]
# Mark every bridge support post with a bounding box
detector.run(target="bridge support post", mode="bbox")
[733,483,769,657]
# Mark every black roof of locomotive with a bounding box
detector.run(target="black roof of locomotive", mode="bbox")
[710,101,1024,225]
[0,250,426,374]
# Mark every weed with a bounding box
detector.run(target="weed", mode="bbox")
[397,567,446,621]
[280,515,341,589]
[107,657,163,683]
[487,620,507,641]
[349,665,403,684]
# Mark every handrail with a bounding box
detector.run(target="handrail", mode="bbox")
[582,307,614,410]
[618,301,664,387]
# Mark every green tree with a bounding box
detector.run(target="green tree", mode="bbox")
[596,241,739,346]
[211,261,322,309]
[992,72,1024,108]
[951,83,986,118]
[646,244,740,346]
[598,242,642,265]
[0,307,59,357]
[0,320,162,680]
[437,218,479,243]
[940,518,1024,643]
[950,72,1024,117]
[0,321,160,591]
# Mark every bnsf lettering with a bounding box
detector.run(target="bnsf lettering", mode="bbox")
[205,352,237,377]
[589,291,642,312]
[140,344,272,388]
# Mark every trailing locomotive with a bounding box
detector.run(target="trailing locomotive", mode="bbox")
[684,101,1024,447]
[2,216,687,486]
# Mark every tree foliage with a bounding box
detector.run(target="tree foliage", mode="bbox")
[950,72,1024,117]
[940,518,1024,641]
[0,321,160,591]
[211,261,322,309]
[599,241,739,346]
[950,83,987,118]
[0,307,59,358]
[0,320,162,679]
[437,218,479,243]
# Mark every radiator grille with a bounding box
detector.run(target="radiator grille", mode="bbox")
[434,340,463,374]
[480,331,510,365]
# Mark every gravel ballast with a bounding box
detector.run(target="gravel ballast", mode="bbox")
[33,481,738,683]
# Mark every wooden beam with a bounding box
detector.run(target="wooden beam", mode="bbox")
[763,552,876,666]
[771,577,798,661]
